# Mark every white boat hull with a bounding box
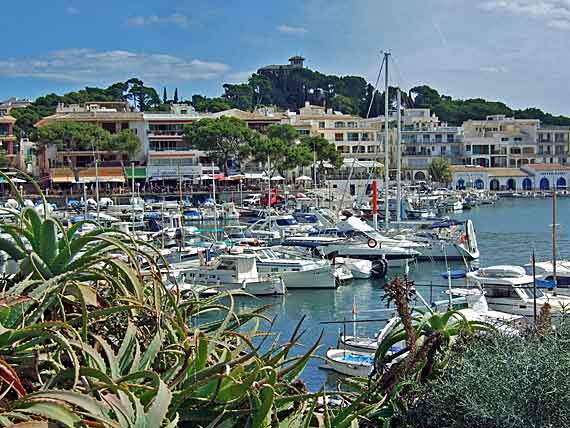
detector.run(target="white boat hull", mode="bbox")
[325,349,373,377]
[257,264,337,289]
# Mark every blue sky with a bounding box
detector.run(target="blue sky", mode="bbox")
[2,0,570,114]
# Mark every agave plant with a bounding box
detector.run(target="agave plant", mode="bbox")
[0,174,388,428]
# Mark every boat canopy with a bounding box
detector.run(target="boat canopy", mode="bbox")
[429,219,464,229]
[337,216,374,233]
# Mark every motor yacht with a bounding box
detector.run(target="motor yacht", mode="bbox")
[466,265,570,316]
[170,254,285,296]
[230,246,341,289]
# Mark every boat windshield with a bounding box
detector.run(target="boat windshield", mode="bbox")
[517,283,545,299]
[276,218,298,226]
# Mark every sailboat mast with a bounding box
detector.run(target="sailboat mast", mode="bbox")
[396,88,402,223]
[553,188,557,288]
[212,162,218,241]
[383,51,390,226]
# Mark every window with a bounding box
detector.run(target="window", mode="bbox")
[335,133,344,142]
[447,134,454,143]
[501,137,509,142]
[334,122,345,128]
[299,129,310,136]
[367,146,376,153]
[347,133,359,141]
[347,121,357,128]
[514,137,522,142]
[361,133,371,141]
[318,121,325,129]
[423,134,430,142]
[466,145,471,151]
[435,134,442,143]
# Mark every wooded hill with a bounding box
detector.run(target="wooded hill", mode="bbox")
[10,65,570,138]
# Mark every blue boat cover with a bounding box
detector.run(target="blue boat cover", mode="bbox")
[341,354,373,365]
[536,278,556,289]
[441,270,467,279]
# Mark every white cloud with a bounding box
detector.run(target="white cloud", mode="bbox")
[66,6,80,15]
[126,13,191,29]
[225,70,255,83]
[277,24,308,35]
[479,0,570,30]
[0,49,230,83]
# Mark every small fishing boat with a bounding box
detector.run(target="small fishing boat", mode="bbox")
[324,349,374,377]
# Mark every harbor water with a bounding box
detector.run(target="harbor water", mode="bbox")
[234,196,570,390]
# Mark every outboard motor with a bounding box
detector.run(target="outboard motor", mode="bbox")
[371,258,388,278]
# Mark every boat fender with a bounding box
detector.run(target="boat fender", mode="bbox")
[367,238,377,248]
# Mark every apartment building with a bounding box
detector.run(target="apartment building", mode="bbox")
[286,102,383,161]
[0,115,17,167]
[536,125,570,164]
[35,101,145,184]
[143,104,202,181]
[463,115,541,168]
[399,108,463,181]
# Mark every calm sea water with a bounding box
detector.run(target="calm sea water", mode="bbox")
[233,197,570,390]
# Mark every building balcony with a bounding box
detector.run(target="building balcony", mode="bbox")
[148,131,184,138]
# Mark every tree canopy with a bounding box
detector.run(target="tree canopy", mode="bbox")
[36,122,141,156]
[247,125,311,175]
[183,116,252,174]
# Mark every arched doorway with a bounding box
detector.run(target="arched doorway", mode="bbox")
[557,177,567,189]
[474,179,484,189]
[490,179,500,191]
[506,178,516,190]
[457,179,465,190]
[540,178,550,190]
[522,178,532,190]
[414,171,426,181]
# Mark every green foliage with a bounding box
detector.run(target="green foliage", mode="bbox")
[124,78,161,112]
[0,150,8,168]
[247,132,312,175]
[184,116,252,174]
[36,122,140,159]
[267,123,299,143]
[0,175,390,427]
[191,95,234,113]
[248,74,273,107]
[300,135,343,176]
[104,129,141,155]
[402,319,570,428]
[36,122,111,151]
[428,157,452,184]
[11,81,129,138]
[222,83,254,111]
[329,95,359,115]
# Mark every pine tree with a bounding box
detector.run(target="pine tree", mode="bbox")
[163,87,168,104]
[174,88,179,103]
